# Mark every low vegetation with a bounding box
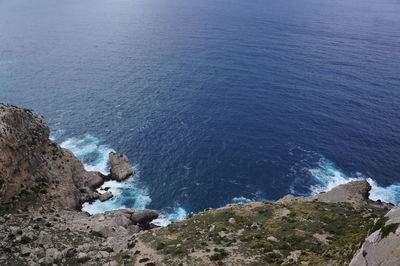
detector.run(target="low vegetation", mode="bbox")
[139,201,387,265]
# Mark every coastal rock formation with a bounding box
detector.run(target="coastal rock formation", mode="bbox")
[350,204,400,266]
[134,181,393,265]
[0,104,159,265]
[109,152,134,181]
[277,180,391,208]
[0,104,107,210]
[0,104,398,266]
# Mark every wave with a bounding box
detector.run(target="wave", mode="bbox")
[60,134,114,174]
[53,132,186,225]
[291,154,400,204]
[151,207,188,227]
[232,196,252,204]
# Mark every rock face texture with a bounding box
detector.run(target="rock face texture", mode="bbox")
[350,205,400,266]
[0,104,105,210]
[109,152,134,181]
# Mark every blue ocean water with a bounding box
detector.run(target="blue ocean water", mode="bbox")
[1,0,400,223]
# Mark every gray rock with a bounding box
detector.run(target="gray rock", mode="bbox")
[350,205,400,266]
[228,218,236,224]
[99,191,113,202]
[38,231,52,246]
[251,222,260,230]
[130,210,159,227]
[46,248,62,261]
[109,152,133,181]
[267,236,279,242]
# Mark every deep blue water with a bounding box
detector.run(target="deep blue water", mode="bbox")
[1,0,400,222]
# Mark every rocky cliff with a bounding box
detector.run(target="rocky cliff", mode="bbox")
[0,104,104,210]
[0,104,399,266]
[0,104,158,265]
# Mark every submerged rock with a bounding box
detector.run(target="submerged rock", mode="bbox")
[108,152,133,181]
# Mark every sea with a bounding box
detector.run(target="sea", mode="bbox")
[1,0,400,225]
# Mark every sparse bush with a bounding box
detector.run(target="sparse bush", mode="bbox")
[381,223,399,238]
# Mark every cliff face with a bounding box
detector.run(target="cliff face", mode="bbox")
[0,104,158,265]
[0,104,104,210]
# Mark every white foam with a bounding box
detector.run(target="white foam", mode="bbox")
[308,158,400,204]
[60,134,114,174]
[49,129,65,141]
[232,196,252,204]
[82,168,152,214]
[58,133,188,225]
[152,207,188,227]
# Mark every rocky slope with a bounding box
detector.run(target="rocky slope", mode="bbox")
[134,181,392,265]
[0,104,158,265]
[0,103,399,266]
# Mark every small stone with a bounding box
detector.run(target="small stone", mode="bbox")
[267,236,279,242]
[77,252,88,259]
[251,222,260,230]
[228,218,236,224]
[209,224,216,232]
[99,191,113,202]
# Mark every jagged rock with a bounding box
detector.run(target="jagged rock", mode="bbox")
[108,152,133,181]
[99,191,113,202]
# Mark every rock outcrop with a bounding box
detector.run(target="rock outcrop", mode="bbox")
[0,104,108,210]
[350,204,400,266]
[109,152,134,181]
[277,180,392,208]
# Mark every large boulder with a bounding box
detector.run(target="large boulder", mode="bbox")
[313,180,371,205]
[108,152,133,181]
[350,205,400,266]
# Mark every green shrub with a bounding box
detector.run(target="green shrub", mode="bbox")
[77,257,90,263]
[102,247,114,253]
[155,242,166,250]
[20,236,31,244]
[381,223,399,239]
[210,250,229,261]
